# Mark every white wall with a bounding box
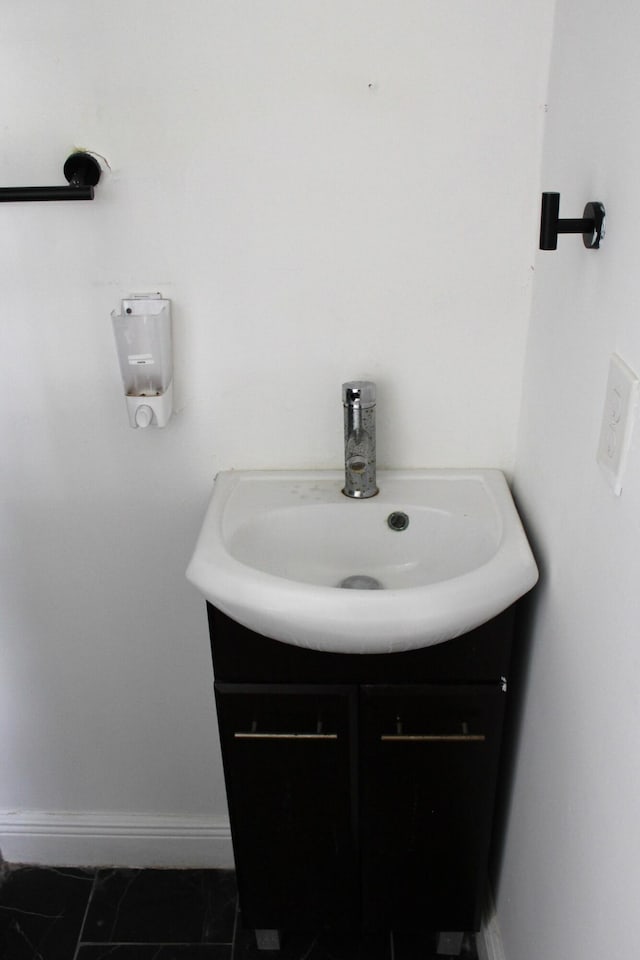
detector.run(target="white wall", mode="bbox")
[0,1,554,865]
[502,1,640,957]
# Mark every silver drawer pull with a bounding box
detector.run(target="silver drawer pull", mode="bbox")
[381,734,485,742]
[234,732,338,740]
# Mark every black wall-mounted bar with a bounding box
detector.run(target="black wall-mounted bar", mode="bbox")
[540,192,606,250]
[0,152,101,202]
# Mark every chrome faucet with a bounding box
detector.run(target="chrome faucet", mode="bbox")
[342,380,379,498]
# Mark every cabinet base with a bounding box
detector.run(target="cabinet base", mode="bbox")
[255,929,281,951]
[437,931,465,955]
[251,928,468,956]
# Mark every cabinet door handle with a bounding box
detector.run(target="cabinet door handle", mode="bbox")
[380,734,485,742]
[234,732,338,740]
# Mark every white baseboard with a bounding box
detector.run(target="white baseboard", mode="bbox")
[0,810,233,869]
[476,908,506,960]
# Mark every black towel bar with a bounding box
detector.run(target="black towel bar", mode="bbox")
[0,152,101,202]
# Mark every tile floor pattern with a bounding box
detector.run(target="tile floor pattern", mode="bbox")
[0,866,479,960]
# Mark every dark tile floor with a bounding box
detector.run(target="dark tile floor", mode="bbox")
[0,867,479,959]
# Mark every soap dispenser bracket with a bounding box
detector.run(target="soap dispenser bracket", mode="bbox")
[0,152,101,202]
[539,192,606,250]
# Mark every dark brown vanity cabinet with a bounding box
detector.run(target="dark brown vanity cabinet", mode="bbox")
[359,684,504,933]
[208,604,514,940]
[214,683,358,932]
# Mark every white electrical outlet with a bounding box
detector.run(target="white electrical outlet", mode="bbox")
[597,353,639,495]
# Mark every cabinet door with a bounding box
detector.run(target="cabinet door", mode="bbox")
[215,683,358,932]
[360,684,505,933]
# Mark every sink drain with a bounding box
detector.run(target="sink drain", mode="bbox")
[338,575,383,590]
[387,511,409,531]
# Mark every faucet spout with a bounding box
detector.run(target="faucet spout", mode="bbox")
[342,381,379,498]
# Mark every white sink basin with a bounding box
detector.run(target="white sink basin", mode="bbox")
[186,469,538,654]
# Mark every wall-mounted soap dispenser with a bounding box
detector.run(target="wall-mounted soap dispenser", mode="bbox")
[111,293,173,428]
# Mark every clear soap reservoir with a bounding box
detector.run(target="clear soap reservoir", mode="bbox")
[111,293,173,428]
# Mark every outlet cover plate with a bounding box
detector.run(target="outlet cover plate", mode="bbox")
[597,353,639,495]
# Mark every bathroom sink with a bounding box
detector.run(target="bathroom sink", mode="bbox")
[186,469,538,654]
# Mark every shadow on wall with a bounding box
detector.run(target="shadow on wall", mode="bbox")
[488,493,546,902]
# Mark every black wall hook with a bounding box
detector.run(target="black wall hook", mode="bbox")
[0,152,101,202]
[540,192,606,250]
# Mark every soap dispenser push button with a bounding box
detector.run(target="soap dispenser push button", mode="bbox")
[134,404,154,429]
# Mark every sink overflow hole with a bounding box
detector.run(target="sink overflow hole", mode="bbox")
[387,511,409,531]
